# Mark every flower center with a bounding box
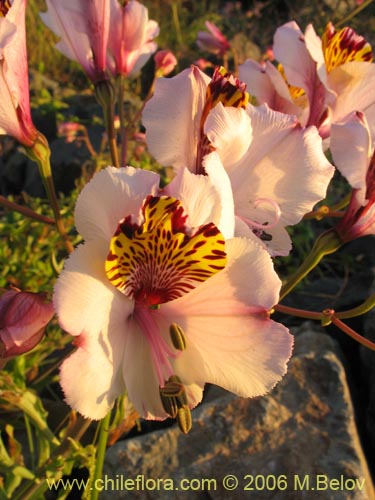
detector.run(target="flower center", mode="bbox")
[105,195,227,306]
[0,0,11,17]
[195,67,250,174]
[322,22,373,73]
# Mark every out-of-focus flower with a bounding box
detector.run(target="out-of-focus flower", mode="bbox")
[239,21,375,142]
[107,0,159,77]
[58,122,83,143]
[0,0,38,146]
[0,290,54,360]
[143,65,334,256]
[193,58,214,71]
[40,0,111,83]
[332,111,375,242]
[154,49,177,77]
[54,166,292,422]
[197,21,231,57]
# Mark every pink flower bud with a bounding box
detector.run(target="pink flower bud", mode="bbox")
[0,290,54,359]
[197,21,231,56]
[154,50,177,77]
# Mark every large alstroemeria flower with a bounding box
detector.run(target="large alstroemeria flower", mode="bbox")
[142,65,334,255]
[239,21,375,141]
[40,0,110,83]
[107,0,159,77]
[53,166,293,423]
[0,0,38,146]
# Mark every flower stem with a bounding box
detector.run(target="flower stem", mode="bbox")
[90,412,111,500]
[336,0,374,27]
[279,229,342,301]
[331,315,375,351]
[12,414,91,500]
[95,80,119,168]
[25,134,74,254]
[0,195,55,225]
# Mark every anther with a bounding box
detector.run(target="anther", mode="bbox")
[169,323,187,351]
[177,405,192,435]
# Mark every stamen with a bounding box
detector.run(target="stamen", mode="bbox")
[159,375,190,428]
[177,406,192,435]
[169,323,187,351]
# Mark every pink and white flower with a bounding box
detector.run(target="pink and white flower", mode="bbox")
[40,0,111,83]
[107,0,159,77]
[154,49,177,77]
[239,21,375,141]
[142,65,334,255]
[53,166,293,421]
[0,0,38,146]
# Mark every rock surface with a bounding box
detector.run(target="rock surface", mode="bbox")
[102,323,374,499]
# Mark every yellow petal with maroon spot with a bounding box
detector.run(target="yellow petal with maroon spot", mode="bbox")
[322,22,373,73]
[105,196,226,306]
[0,0,11,17]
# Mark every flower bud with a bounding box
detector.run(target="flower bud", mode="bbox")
[154,50,177,77]
[0,290,54,359]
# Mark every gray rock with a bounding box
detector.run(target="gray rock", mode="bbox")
[102,323,374,499]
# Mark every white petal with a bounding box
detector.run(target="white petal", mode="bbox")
[75,166,160,242]
[227,105,334,229]
[330,112,372,204]
[163,237,281,317]
[143,66,210,170]
[173,314,293,398]
[53,240,133,338]
[205,104,252,167]
[163,167,222,229]
[60,327,126,420]
[203,152,235,239]
[330,62,375,142]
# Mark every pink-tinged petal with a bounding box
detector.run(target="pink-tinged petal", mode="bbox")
[40,0,110,82]
[205,104,252,167]
[159,238,292,397]
[0,0,37,146]
[60,325,126,420]
[122,314,204,419]
[329,62,375,141]
[163,167,223,229]
[174,314,292,398]
[273,21,316,93]
[304,23,325,69]
[202,152,235,239]
[128,41,158,77]
[220,105,334,233]
[53,240,134,338]
[164,237,281,316]
[143,66,210,170]
[75,166,160,243]
[330,112,372,204]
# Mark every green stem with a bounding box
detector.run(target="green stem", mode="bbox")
[118,75,128,167]
[335,293,375,319]
[171,1,183,47]
[280,229,342,301]
[273,303,322,320]
[26,134,74,254]
[95,81,119,168]
[335,0,374,27]
[12,415,91,500]
[90,412,111,500]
